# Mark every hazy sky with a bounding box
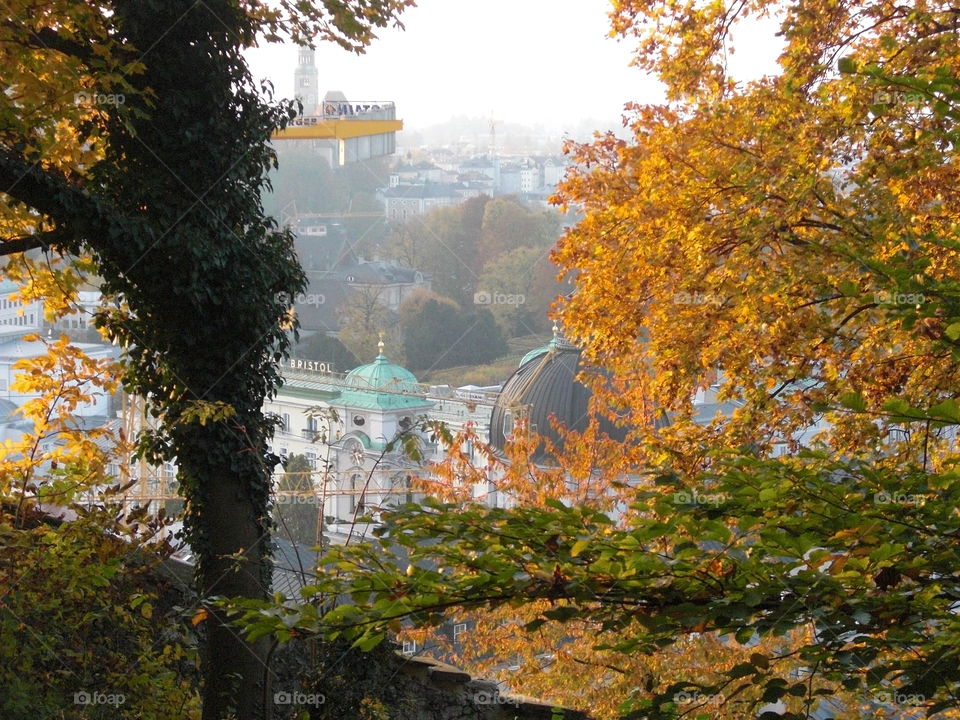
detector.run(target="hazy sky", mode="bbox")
[245,0,782,133]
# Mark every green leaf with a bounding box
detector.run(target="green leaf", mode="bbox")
[930,399,960,423]
[839,392,867,412]
[570,539,591,558]
[354,632,385,652]
[881,398,927,422]
[761,682,787,702]
[839,280,859,297]
[838,56,858,74]
[727,662,758,679]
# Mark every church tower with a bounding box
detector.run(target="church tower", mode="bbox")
[293,46,319,115]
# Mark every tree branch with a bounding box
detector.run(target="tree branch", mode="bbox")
[0,144,120,257]
[0,230,65,255]
[0,23,96,65]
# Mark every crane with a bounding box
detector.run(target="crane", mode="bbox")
[489,112,502,159]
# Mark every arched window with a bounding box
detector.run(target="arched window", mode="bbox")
[348,472,364,515]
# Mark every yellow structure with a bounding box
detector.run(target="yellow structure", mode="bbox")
[272,118,402,141]
[271,100,401,165]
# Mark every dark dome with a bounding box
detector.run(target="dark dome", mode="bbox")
[489,336,631,463]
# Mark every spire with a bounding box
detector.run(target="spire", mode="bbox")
[377,332,386,358]
[549,322,561,347]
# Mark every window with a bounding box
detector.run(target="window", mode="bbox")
[305,451,317,470]
[349,473,363,515]
[304,415,319,440]
[453,623,467,642]
[352,414,365,427]
[392,473,414,505]
[281,413,290,432]
[401,640,417,655]
[502,410,514,437]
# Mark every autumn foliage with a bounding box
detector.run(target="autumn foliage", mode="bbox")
[226,1,960,719]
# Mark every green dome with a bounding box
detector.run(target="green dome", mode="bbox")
[520,345,550,367]
[518,325,563,368]
[339,347,431,411]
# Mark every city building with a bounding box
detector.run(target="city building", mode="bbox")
[384,183,466,221]
[266,339,496,540]
[277,48,400,166]
[0,279,42,329]
[489,330,646,464]
[339,259,430,312]
[293,46,319,113]
[287,218,431,335]
[0,335,118,416]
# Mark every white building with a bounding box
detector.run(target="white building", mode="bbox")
[519,163,542,194]
[384,183,465,221]
[266,341,498,539]
[293,46,319,114]
[0,336,118,416]
[0,279,42,329]
[542,157,569,189]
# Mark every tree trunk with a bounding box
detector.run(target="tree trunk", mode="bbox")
[184,434,272,720]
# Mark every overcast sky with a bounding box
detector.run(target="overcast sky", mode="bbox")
[244,0,782,133]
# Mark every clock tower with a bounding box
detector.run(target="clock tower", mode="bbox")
[293,46,319,115]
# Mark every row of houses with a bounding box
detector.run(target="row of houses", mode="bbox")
[293,218,431,336]
[382,155,571,220]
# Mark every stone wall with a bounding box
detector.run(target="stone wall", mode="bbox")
[393,655,590,720]
[278,638,592,720]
